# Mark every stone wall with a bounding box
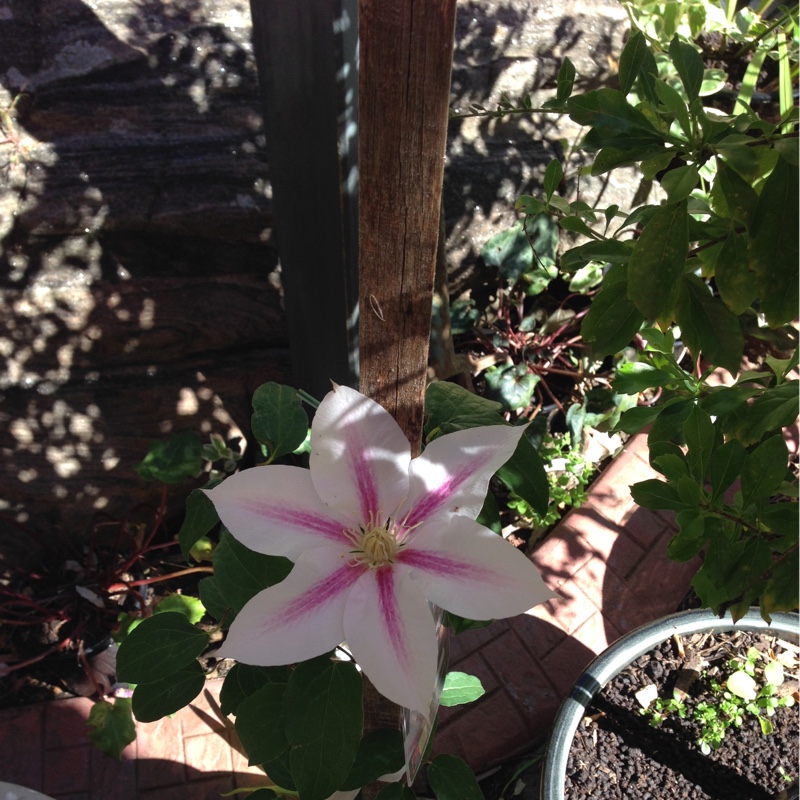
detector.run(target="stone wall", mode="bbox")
[0,0,629,535]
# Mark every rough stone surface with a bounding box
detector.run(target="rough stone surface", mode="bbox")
[0,0,638,532]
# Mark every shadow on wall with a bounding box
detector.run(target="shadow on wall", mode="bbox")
[0,0,290,536]
[444,0,629,297]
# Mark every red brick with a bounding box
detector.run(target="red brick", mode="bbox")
[571,556,643,620]
[447,618,508,664]
[538,581,599,637]
[628,547,702,622]
[520,604,573,656]
[0,704,45,789]
[136,716,186,789]
[89,745,138,800]
[447,649,499,697]
[530,525,595,585]
[42,744,90,795]
[139,775,236,800]
[44,696,93,750]
[618,506,677,549]
[565,509,646,579]
[182,685,230,737]
[539,625,607,697]
[182,731,233,775]
[433,690,529,773]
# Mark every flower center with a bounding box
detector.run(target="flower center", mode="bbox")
[345,513,403,569]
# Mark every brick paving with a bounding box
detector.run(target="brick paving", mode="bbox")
[0,432,701,797]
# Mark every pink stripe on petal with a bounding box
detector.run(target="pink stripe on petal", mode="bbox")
[376,567,411,671]
[398,549,496,582]
[404,468,472,528]
[280,562,363,626]
[346,427,379,521]
[240,500,346,543]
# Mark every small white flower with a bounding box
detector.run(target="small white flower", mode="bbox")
[207,385,552,715]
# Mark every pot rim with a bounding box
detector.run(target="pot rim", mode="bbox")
[539,607,800,800]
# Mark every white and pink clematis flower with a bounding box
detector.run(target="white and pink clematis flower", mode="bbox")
[207,384,552,715]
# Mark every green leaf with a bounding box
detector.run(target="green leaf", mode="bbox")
[618,29,649,95]
[428,754,485,800]
[154,593,205,625]
[762,548,800,618]
[591,144,666,174]
[581,264,645,358]
[627,201,689,323]
[613,404,663,435]
[631,479,692,511]
[481,223,533,282]
[699,385,760,417]
[285,658,364,800]
[653,79,692,139]
[560,239,632,272]
[339,729,406,791]
[555,57,576,103]
[648,398,693,445]
[496,434,549,517]
[234,682,289,766]
[567,89,663,150]
[669,36,704,101]
[220,663,291,716]
[669,510,709,561]
[613,362,677,395]
[477,489,502,535]
[376,785,417,800]
[711,158,758,226]
[675,274,744,374]
[178,489,219,560]
[131,661,206,723]
[87,699,136,760]
[741,435,788,507]
[544,159,563,201]
[251,382,309,463]
[714,232,758,315]
[652,452,690,481]
[709,439,746,503]
[424,382,505,439]
[484,364,539,411]
[135,431,202,484]
[749,158,799,325]
[197,576,231,627]
[116,612,210,684]
[444,612,493,634]
[661,165,700,204]
[213,530,293,616]
[759,502,799,536]
[440,672,486,707]
[738,382,799,442]
[559,215,597,238]
[684,405,715,482]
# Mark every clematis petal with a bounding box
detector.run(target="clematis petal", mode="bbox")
[311,385,411,522]
[219,547,363,666]
[343,566,438,717]
[205,465,351,560]
[403,424,526,527]
[399,516,554,620]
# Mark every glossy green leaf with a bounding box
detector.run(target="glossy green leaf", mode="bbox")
[178,489,219,560]
[669,36,704,101]
[555,57,576,102]
[560,239,632,272]
[709,439,746,503]
[116,612,210,684]
[711,158,758,226]
[581,264,644,358]
[339,729,406,791]
[544,159,563,201]
[131,661,206,723]
[135,431,203,484]
[567,89,663,150]
[219,663,291,716]
[652,452,690,481]
[631,479,692,511]
[285,658,363,800]
[684,405,715,483]
[675,274,744,375]
[738,382,800,442]
[424,381,505,438]
[590,144,665,174]
[714,232,758,315]
[759,502,799,536]
[741,435,788,507]
[762,548,800,618]
[613,362,677,394]
[668,510,709,562]
[376,785,417,800]
[648,398,693,445]
[481,223,533,283]
[251,382,309,463]
[213,530,293,615]
[484,364,539,411]
[440,672,486,707]
[234,682,289,766]
[613,404,663,435]
[618,29,649,95]
[653,79,692,139]
[661,165,700,204]
[627,201,689,323]
[154,593,205,625]
[197,576,231,627]
[496,433,549,517]
[699,385,760,417]
[749,158,799,325]
[428,754,484,800]
[87,699,136,760]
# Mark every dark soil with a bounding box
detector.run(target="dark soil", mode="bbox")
[565,629,799,800]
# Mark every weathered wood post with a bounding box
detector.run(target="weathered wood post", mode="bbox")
[358,0,457,791]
